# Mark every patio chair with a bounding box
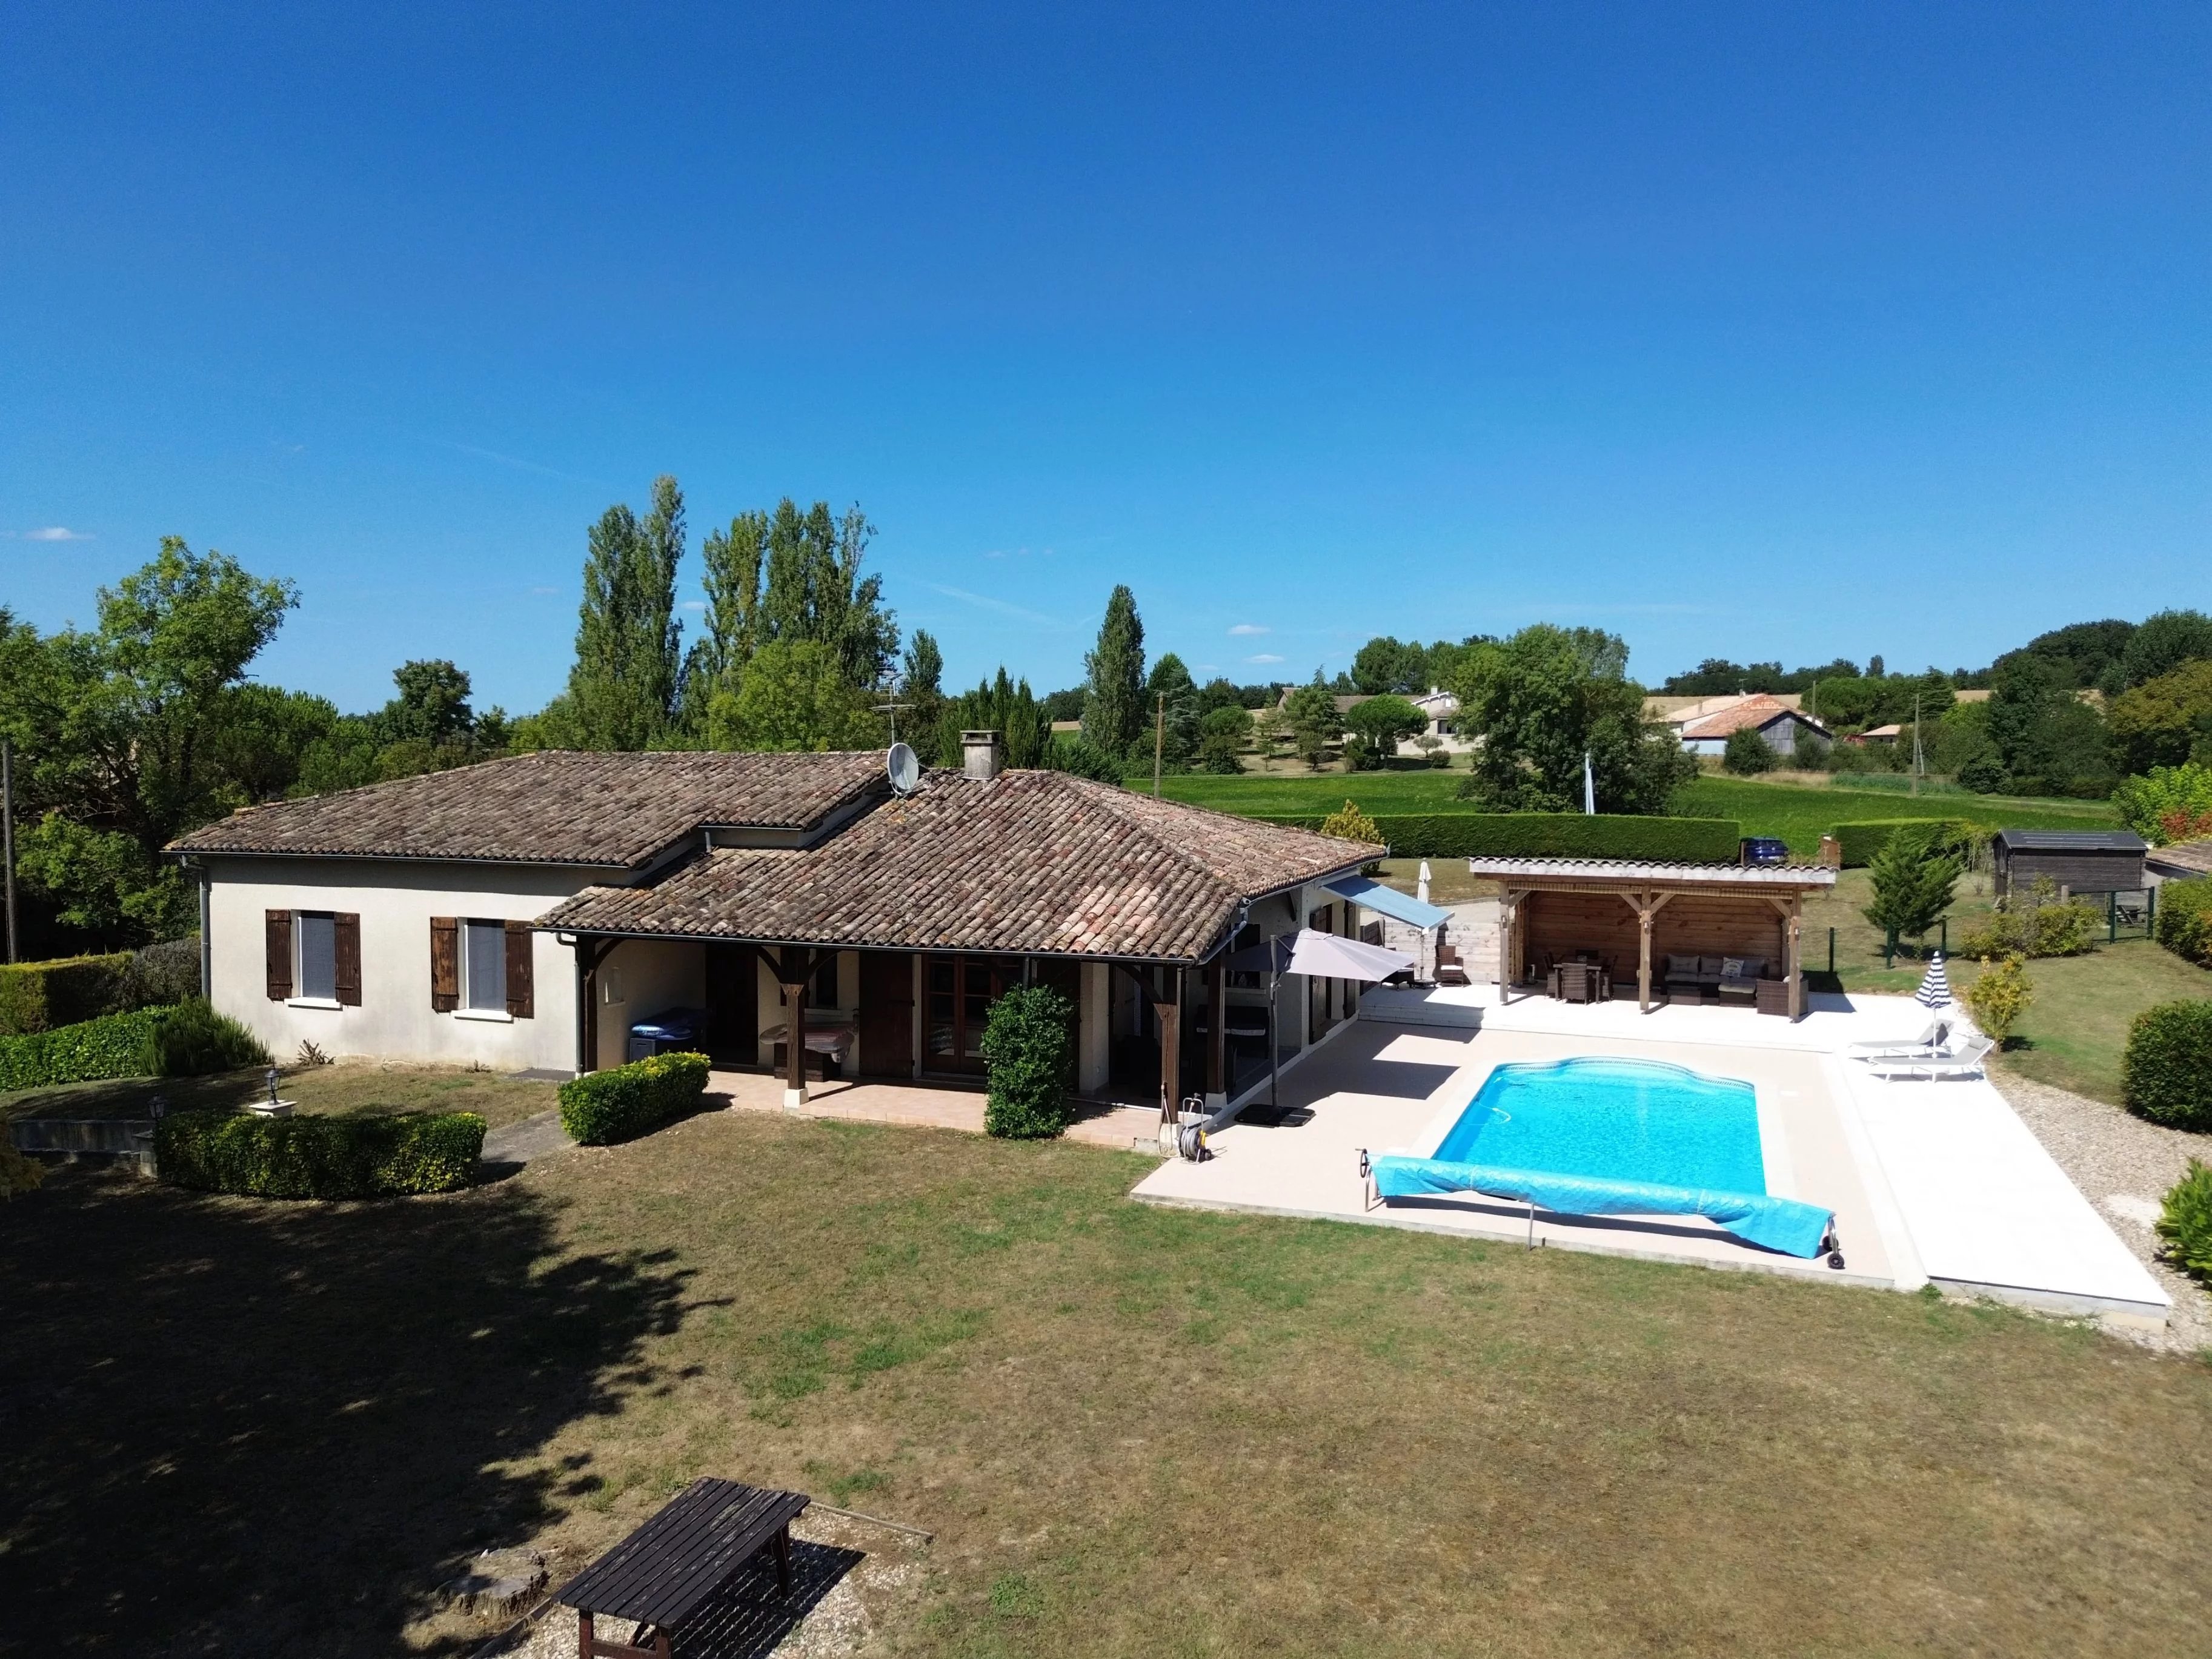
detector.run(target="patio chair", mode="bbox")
[1435,943,1470,986]
[1860,1035,1994,1080]
[1845,1019,1950,1061]
[1715,957,1768,1003]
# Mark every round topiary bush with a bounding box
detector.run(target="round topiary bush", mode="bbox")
[2156,1160,2212,1284]
[980,984,1076,1139]
[2122,1000,2212,1131]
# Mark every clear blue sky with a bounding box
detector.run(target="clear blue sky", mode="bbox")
[4,3,2207,714]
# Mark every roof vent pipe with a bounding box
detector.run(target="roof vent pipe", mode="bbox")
[961,730,1005,782]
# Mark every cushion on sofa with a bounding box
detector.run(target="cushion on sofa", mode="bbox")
[1664,954,1700,978]
[1698,957,1725,977]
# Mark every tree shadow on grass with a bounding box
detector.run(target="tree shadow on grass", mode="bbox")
[0,1166,692,1658]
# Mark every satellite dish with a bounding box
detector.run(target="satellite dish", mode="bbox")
[886,741,920,796]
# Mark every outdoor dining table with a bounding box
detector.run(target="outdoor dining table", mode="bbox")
[1547,960,1610,1004]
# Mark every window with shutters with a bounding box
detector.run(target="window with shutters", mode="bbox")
[297,912,337,1001]
[462,920,507,1012]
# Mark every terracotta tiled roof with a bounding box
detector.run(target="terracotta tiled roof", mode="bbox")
[537,768,1380,962]
[2148,840,2212,877]
[167,750,887,868]
[1465,857,1836,888]
[1675,694,1826,741]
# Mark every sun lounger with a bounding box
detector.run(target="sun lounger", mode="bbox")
[1845,1019,1947,1060]
[1859,1036,1993,1080]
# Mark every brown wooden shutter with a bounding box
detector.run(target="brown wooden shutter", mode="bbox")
[430,917,459,1011]
[504,920,534,1018]
[265,909,293,1000]
[333,913,362,1006]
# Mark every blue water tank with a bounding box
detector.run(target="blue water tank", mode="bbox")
[626,1006,706,1064]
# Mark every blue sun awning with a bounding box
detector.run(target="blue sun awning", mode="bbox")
[1323,874,1451,931]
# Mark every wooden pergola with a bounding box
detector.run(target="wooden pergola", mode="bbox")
[1467,858,1839,1020]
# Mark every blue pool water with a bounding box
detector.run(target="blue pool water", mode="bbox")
[1431,1057,1765,1194]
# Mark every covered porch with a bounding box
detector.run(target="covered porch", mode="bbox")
[1468,857,1839,1020]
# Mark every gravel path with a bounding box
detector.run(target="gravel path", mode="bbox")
[1990,1068,2212,1355]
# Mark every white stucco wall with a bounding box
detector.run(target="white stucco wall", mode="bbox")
[591,938,706,1066]
[204,857,597,1072]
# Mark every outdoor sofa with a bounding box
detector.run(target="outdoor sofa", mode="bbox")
[1661,954,1769,1004]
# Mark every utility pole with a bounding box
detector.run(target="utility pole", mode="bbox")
[1153,694,1165,796]
[1910,691,1924,797]
[2,736,16,964]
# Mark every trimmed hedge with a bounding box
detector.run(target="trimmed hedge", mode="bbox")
[2122,1000,2212,1132]
[151,997,270,1077]
[156,1109,486,1199]
[559,1051,711,1145]
[1830,818,1981,868]
[2154,876,2212,969]
[1247,811,1742,863]
[980,983,1076,1139]
[0,953,133,1036]
[0,1006,167,1091]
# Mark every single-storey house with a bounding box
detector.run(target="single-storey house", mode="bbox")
[167,736,1393,1117]
[1665,694,1832,759]
[2144,839,2212,887]
[1990,829,2148,900]
[1847,723,1903,746]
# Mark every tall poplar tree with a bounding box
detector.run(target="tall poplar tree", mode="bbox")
[1082,585,1146,759]
[680,508,768,734]
[568,476,685,750]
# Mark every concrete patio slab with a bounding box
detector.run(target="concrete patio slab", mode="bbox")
[708,1070,1160,1151]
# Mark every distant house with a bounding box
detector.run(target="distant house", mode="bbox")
[1663,694,1832,759]
[1848,723,1904,746]
[2145,840,2212,886]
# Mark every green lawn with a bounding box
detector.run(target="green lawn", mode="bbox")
[1137,770,2122,856]
[1675,776,2121,855]
[1,1063,558,1129]
[6,1109,2208,1656]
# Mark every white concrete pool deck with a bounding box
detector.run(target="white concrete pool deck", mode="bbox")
[1134,985,2171,1329]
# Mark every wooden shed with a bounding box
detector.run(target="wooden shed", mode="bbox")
[1466,857,1839,1019]
[1990,830,2147,900]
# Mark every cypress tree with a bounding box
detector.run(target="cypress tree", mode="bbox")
[1082,585,1146,759]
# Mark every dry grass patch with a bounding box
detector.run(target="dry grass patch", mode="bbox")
[3,1110,2208,1657]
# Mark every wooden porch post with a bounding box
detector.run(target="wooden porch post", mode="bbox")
[1638,898,1654,1013]
[1205,957,1226,1108]
[576,937,606,1074]
[1159,970,1183,1129]
[768,948,818,1109]
[1787,900,1804,1021]
[1496,890,1517,1003]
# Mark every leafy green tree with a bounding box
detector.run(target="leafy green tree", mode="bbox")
[1196,676,1244,716]
[2111,762,2212,844]
[1449,625,1693,813]
[1144,653,1200,769]
[1045,734,1126,783]
[1987,654,2114,794]
[1990,619,2136,696]
[384,659,476,744]
[1250,703,1290,770]
[1081,585,1146,757]
[1344,694,1425,760]
[1862,828,1961,943]
[1350,636,1430,695]
[2121,609,2212,690]
[706,639,882,752]
[898,629,947,761]
[569,477,685,750]
[2108,660,2212,774]
[1197,705,1251,774]
[1283,679,1341,766]
[1723,726,1778,775]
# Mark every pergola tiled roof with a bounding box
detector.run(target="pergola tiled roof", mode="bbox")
[167,750,887,868]
[1465,857,1836,889]
[539,768,1380,963]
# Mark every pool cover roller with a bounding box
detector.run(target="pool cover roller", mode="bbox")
[1371,1155,1835,1259]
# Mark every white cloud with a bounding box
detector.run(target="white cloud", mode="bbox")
[1227,622,1269,636]
[926,582,1063,629]
[681,600,706,611]
[530,585,562,596]
[13,526,93,541]
[1244,653,1286,664]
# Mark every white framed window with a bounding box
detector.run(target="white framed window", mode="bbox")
[462,919,508,1012]
[297,911,338,1002]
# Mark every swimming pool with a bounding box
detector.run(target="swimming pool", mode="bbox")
[1430,1056,1765,1194]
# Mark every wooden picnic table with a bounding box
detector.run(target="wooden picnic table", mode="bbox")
[554,1477,811,1659]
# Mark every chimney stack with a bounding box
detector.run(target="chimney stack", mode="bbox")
[961,730,1005,782]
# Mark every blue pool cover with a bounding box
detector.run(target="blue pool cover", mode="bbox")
[1380,1056,1834,1258]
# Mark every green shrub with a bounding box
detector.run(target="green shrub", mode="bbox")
[2122,1000,2212,1131]
[1722,727,1777,776]
[1861,827,1961,941]
[2154,876,2212,968]
[1,1142,48,1199]
[558,1051,711,1145]
[121,937,203,1010]
[1962,954,2033,1043]
[980,984,1077,1139]
[156,1109,485,1198]
[2154,1160,2212,1284]
[153,997,271,1077]
[0,1006,167,1091]
[1247,811,1742,863]
[1958,899,2100,960]
[0,952,134,1036]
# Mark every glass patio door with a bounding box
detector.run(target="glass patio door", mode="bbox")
[924,954,1021,1073]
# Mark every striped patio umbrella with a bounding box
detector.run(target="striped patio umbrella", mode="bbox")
[1914,951,1952,1008]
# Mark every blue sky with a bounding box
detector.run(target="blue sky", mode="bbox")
[4,3,2207,714]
